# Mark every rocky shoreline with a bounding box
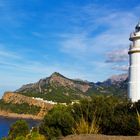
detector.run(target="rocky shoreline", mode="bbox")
[0,110,42,120]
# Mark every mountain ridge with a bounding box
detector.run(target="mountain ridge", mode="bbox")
[0,72,128,119]
[16,72,92,94]
[15,72,128,103]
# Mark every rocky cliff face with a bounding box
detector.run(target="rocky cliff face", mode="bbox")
[49,73,91,93]
[2,92,53,109]
[1,92,54,119]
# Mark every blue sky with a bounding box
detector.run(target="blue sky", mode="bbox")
[0,0,140,96]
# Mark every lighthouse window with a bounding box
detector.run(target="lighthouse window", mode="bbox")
[136,26,140,32]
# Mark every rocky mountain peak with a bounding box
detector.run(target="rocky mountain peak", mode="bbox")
[16,72,91,95]
[51,72,62,77]
[109,73,128,83]
[98,73,128,87]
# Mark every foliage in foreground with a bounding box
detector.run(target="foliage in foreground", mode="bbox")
[3,95,140,140]
[14,131,46,140]
[136,109,140,136]
[72,115,100,134]
[40,95,140,139]
[39,105,74,139]
[72,95,140,135]
[7,120,29,140]
[2,120,45,140]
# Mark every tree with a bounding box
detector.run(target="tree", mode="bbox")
[26,131,46,140]
[8,120,29,140]
[39,105,74,139]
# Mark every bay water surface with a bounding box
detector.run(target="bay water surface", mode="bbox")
[0,116,40,139]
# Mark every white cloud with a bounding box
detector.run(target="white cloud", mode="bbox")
[59,4,139,73]
[105,49,128,63]
[112,65,129,72]
[60,10,137,54]
[60,34,90,57]
[0,45,22,61]
[0,50,20,59]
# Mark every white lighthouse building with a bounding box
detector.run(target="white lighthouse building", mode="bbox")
[128,22,140,102]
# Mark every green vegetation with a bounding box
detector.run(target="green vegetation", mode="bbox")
[0,100,41,115]
[136,110,140,136]
[3,121,45,140]
[8,120,29,140]
[20,84,82,103]
[3,95,140,140]
[39,105,74,139]
[25,131,46,140]
[18,74,128,103]
[16,72,128,103]
[39,95,140,139]
[87,84,127,98]
[72,95,139,136]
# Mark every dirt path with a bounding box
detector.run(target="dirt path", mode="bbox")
[60,134,140,140]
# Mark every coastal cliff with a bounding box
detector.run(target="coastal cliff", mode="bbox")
[0,92,54,120]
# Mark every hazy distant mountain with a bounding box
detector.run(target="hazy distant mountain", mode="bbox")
[95,73,128,97]
[101,73,128,86]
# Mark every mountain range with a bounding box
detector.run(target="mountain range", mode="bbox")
[15,72,128,103]
[0,72,128,119]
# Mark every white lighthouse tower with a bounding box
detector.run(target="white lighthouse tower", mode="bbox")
[128,22,140,102]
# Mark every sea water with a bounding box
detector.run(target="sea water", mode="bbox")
[0,116,40,139]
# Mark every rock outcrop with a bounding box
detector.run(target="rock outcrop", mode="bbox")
[16,72,91,94]
[103,73,128,86]
[49,72,91,93]
[3,92,53,109]
[2,92,54,119]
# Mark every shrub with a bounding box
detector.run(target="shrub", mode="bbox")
[15,136,25,140]
[0,100,41,115]
[26,131,46,140]
[137,110,140,126]
[39,105,74,139]
[4,95,140,140]
[8,120,29,140]
[71,95,140,136]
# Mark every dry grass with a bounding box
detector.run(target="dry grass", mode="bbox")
[72,116,100,134]
[137,110,140,125]
[136,110,140,136]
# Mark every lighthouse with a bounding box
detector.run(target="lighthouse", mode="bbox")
[128,22,140,102]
